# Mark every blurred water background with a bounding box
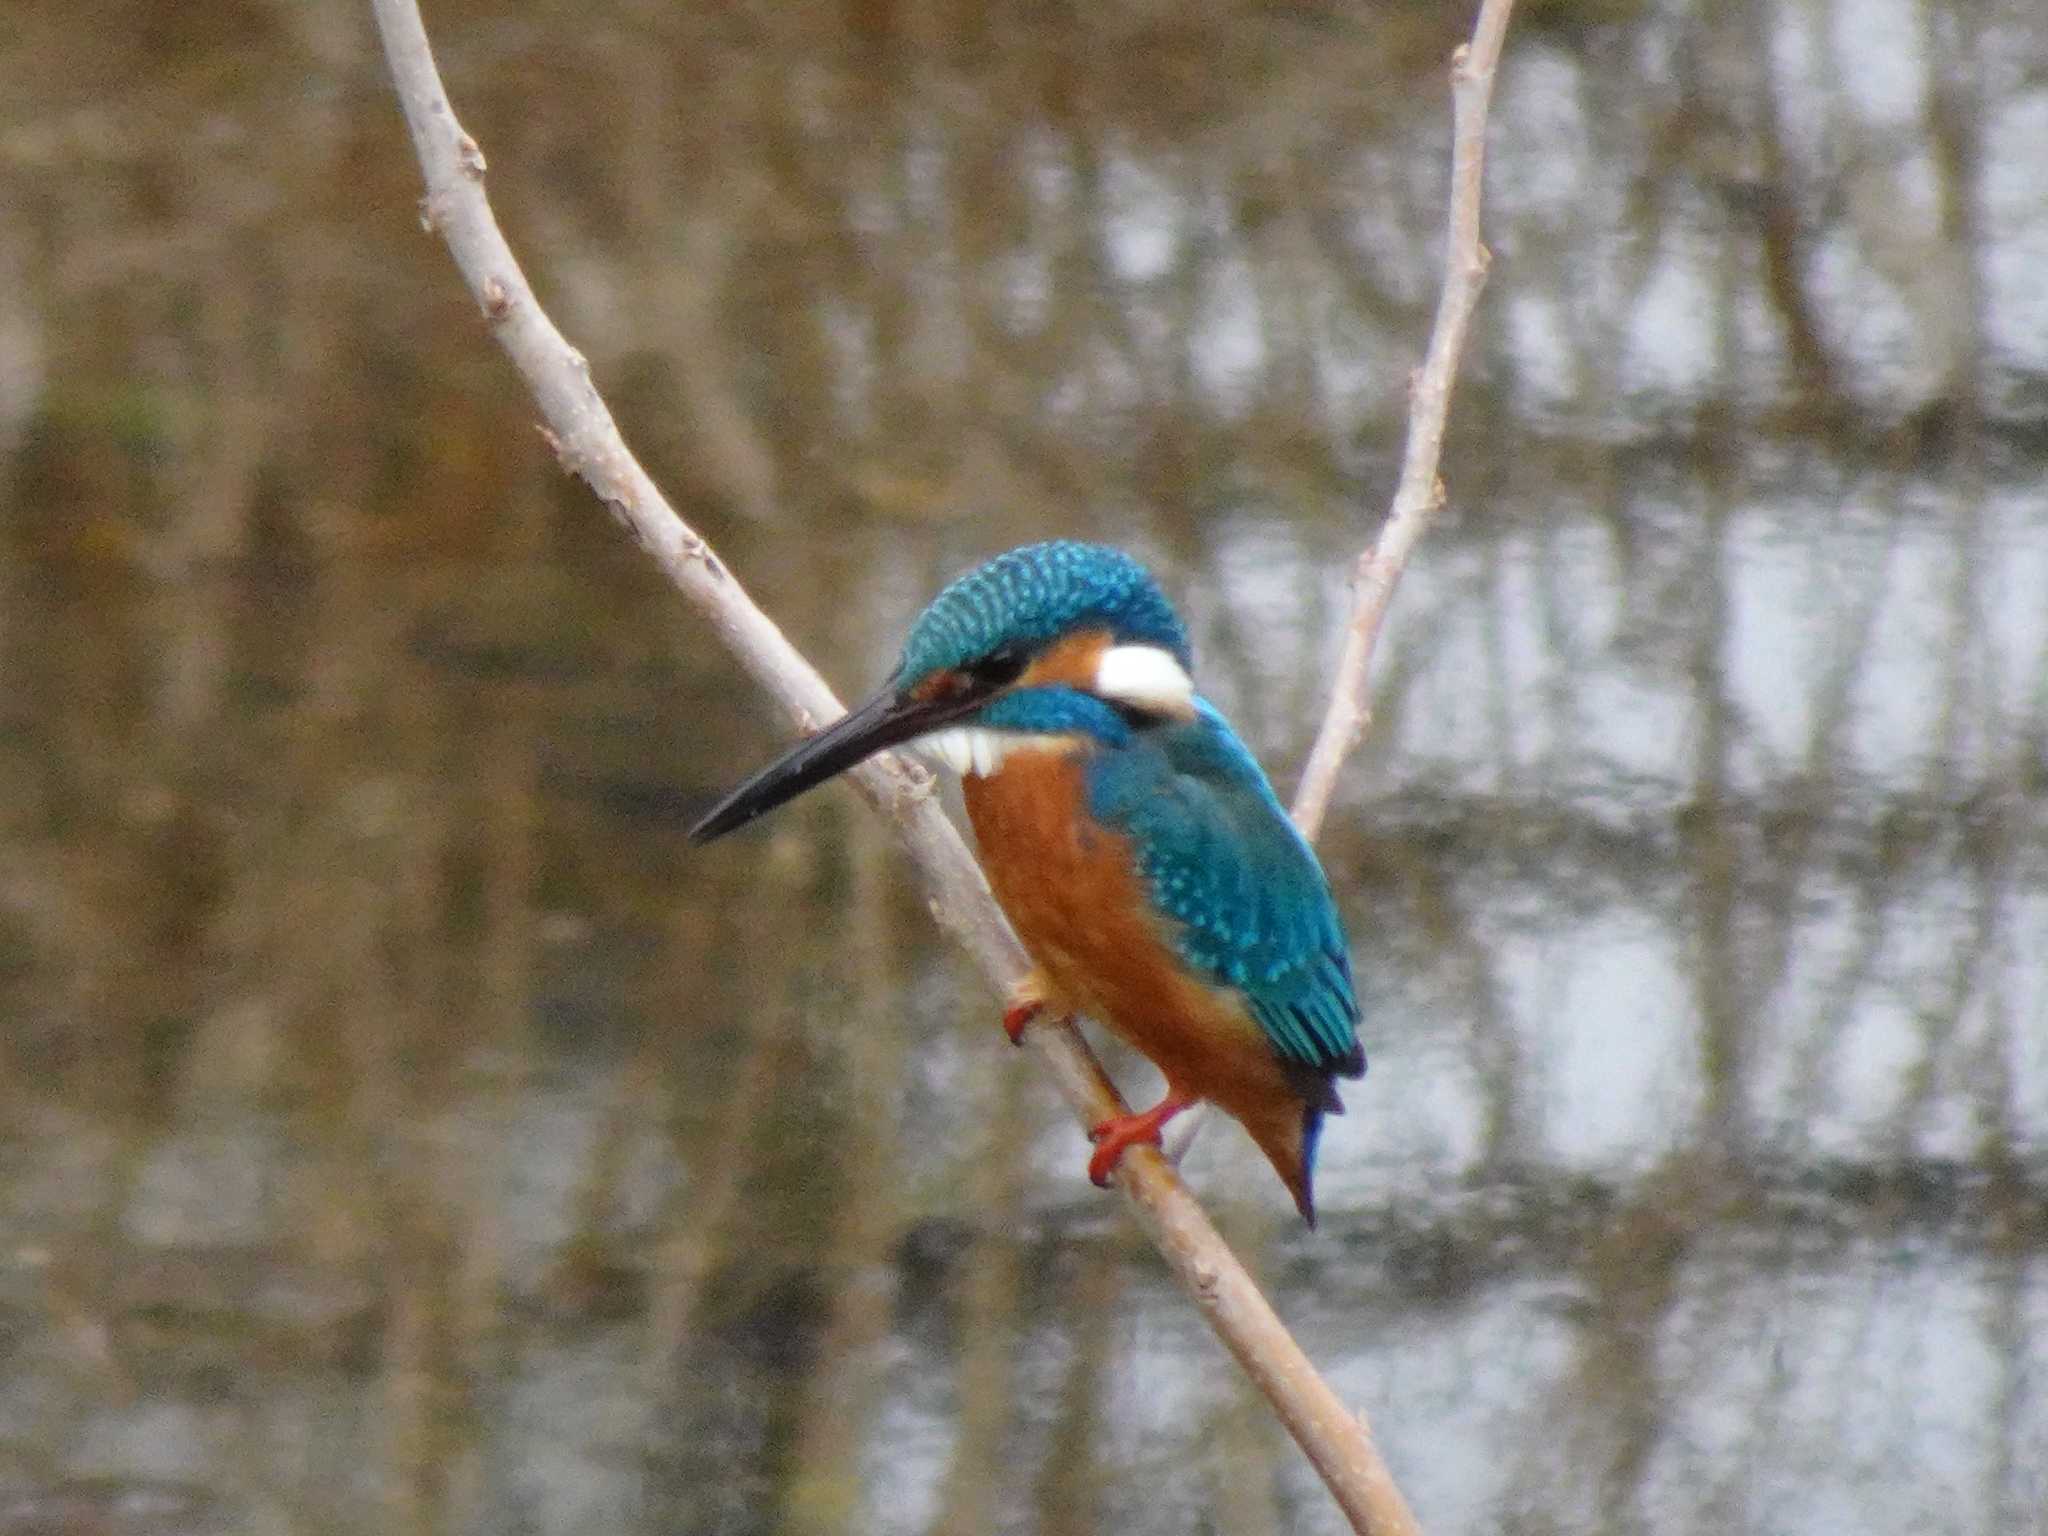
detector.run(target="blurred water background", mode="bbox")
[2,1,2046,1532]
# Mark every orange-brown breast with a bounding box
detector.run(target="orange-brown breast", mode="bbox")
[962,749,1306,1134]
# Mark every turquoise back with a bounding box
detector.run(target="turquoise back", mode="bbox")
[1085,703,1363,1076]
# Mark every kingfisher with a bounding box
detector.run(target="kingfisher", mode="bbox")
[691,541,1365,1224]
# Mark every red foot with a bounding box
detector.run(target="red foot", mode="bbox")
[1000,998,1043,1046]
[1086,1094,1199,1188]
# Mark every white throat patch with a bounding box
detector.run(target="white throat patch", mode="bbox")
[1094,644,1196,717]
[918,727,1072,779]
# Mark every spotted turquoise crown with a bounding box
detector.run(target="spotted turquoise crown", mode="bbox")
[896,541,1191,685]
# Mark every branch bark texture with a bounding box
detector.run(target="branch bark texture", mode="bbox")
[1292,1,1515,842]
[368,0,1511,1529]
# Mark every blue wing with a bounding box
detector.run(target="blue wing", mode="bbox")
[1086,702,1364,1077]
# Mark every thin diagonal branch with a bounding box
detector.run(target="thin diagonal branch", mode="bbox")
[366,2,1481,1530]
[1292,0,1515,841]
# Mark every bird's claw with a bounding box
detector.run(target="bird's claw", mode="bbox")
[1085,1130,1126,1187]
[1084,1096,1196,1188]
[1000,971,1052,1045]
[1000,998,1042,1046]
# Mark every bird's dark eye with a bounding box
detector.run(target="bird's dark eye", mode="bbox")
[963,643,1029,689]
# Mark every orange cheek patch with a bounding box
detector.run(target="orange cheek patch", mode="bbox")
[910,670,970,703]
[1017,629,1112,691]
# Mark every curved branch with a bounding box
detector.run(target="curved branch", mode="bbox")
[1292,1,1516,841]
[364,2,1495,1530]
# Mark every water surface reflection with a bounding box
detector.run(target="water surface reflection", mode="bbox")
[2,2,2044,1533]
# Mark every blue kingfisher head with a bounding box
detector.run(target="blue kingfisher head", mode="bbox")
[691,541,1200,841]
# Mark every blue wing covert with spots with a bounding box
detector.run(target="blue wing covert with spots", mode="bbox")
[1085,702,1365,1078]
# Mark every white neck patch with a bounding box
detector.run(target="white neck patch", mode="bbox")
[918,727,1080,779]
[1094,644,1196,718]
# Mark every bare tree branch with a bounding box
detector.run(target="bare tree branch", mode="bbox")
[1292,1,1516,841]
[368,0,1510,1529]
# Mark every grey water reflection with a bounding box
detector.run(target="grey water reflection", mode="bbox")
[2,1,2046,1533]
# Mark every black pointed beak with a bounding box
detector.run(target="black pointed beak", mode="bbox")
[689,678,979,843]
